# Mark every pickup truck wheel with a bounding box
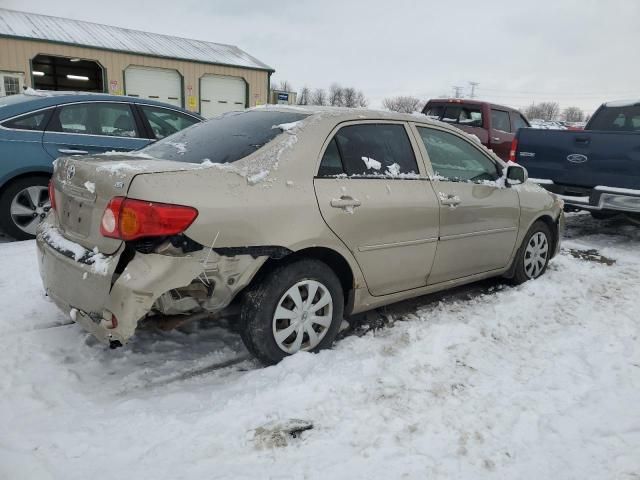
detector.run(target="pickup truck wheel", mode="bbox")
[0,176,51,241]
[239,259,344,365]
[511,221,553,285]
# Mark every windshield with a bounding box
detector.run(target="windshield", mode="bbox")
[141,110,309,164]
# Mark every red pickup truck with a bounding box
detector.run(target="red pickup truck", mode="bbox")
[422,99,530,160]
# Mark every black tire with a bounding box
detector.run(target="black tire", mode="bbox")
[239,259,344,365]
[511,220,553,285]
[0,175,51,241]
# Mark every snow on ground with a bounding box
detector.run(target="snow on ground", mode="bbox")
[1,213,639,479]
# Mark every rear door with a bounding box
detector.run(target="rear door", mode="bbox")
[489,108,513,160]
[413,125,520,284]
[313,121,440,296]
[42,102,150,159]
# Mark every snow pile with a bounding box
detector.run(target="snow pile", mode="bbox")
[22,87,53,97]
[361,156,382,170]
[83,181,95,194]
[39,224,112,275]
[273,120,303,132]
[1,214,639,479]
[166,142,187,154]
[100,150,155,159]
[96,162,145,175]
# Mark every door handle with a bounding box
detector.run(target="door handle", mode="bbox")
[58,148,89,155]
[330,196,362,209]
[438,192,461,207]
[492,137,500,142]
[574,137,590,144]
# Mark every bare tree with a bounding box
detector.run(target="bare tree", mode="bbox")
[563,106,584,122]
[342,87,358,107]
[310,88,327,106]
[356,90,368,107]
[328,83,344,107]
[382,95,424,113]
[524,102,560,121]
[538,102,560,121]
[297,86,310,105]
[273,80,293,92]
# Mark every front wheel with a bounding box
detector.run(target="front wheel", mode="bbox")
[239,259,344,365]
[511,221,553,284]
[0,176,51,240]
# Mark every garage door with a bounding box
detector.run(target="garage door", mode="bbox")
[124,67,182,107]
[200,75,246,118]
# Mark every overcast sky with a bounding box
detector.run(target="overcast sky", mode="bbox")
[2,0,638,113]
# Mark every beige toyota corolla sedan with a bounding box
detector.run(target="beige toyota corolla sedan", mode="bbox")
[37,107,564,364]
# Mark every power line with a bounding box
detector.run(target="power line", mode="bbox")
[469,81,479,99]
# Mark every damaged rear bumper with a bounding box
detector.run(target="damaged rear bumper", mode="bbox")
[36,219,266,346]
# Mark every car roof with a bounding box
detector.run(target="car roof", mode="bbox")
[425,98,522,113]
[0,90,203,120]
[252,104,454,126]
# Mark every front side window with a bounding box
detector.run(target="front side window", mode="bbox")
[50,103,139,137]
[1,109,52,131]
[324,123,418,177]
[141,110,309,164]
[417,127,500,182]
[491,109,511,132]
[140,105,200,139]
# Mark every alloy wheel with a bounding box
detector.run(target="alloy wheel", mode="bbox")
[10,186,51,236]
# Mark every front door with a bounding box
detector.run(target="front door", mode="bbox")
[313,122,440,296]
[414,125,520,284]
[42,102,150,159]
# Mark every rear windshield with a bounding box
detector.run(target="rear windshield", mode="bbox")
[588,105,640,132]
[141,110,309,164]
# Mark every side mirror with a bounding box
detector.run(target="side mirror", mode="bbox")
[506,164,528,186]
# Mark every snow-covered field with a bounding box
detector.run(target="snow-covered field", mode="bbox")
[1,213,639,480]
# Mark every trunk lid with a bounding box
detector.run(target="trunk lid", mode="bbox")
[51,154,200,254]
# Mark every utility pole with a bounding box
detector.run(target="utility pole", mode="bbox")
[452,86,464,98]
[469,81,479,99]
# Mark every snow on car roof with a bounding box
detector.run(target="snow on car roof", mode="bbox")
[604,99,640,107]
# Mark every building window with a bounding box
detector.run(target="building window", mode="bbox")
[3,76,21,96]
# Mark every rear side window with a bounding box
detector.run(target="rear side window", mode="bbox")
[511,113,529,131]
[491,110,511,132]
[417,127,499,182]
[320,124,418,177]
[140,105,200,139]
[318,138,344,176]
[49,103,139,137]
[1,109,52,131]
[588,105,640,132]
[141,110,309,164]
[424,105,444,119]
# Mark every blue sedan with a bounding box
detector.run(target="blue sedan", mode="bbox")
[0,91,203,239]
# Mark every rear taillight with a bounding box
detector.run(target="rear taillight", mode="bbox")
[48,180,57,211]
[509,138,518,163]
[100,197,198,241]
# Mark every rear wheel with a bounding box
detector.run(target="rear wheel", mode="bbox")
[511,221,553,285]
[0,176,51,240]
[239,259,344,365]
